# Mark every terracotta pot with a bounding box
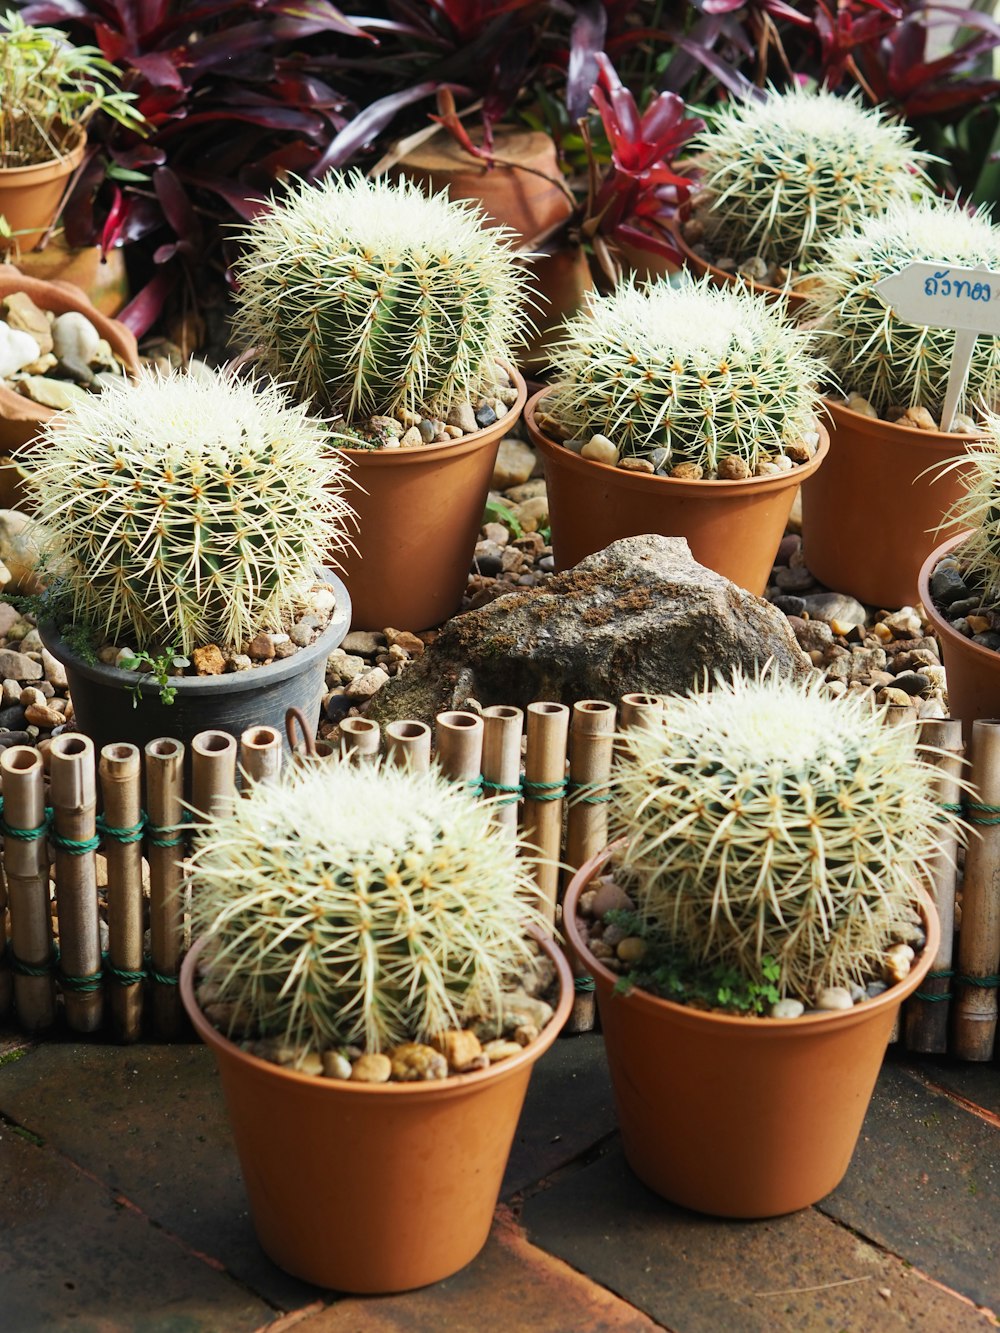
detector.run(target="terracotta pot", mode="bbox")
[563,845,939,1219]
[0,133,85,253]
[672,213,808,315]
[918,532,998,740]
[180,930,573,1292]
[800,398,982,611]
[0,268,141,509]
[519,242,594,370]
[393,128,573,246]
[524,390,829,596]
[613,225,682,284]
[339,364,527,632]
[40,568,351,759]
[13,235,129,315]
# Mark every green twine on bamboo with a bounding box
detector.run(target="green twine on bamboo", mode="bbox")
[0,796,50,842]
[146,961,179,987]
[568,780,611,806]
[963,801,1000,826]
[480,779,522,806]
[97,813,147,844]
[146,811,192,848]
[956,973,1000,987]
[574,975,596,993]
[59,965,104,994]
[104,960,147,986]
[5,942,56,978]
[523,778,567,802]
[50,830,102,855]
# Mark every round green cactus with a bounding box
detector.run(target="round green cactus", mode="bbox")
[809,198,1000,419]
[24,368,354,655]
[692,84,930,271]
[607,670,952,1001]
[939,413,1000,604]
[542,275,823,475]
[231,171,531,421]
[187,758,547,1055]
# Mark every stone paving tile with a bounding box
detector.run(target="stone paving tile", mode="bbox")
[0,1118,271,1333]
[292,1207,664,1332]
[0,1041,319,1312]
[899,1053,1000,1118]
[821,1061,1000,1313]
[522,1143,994,1333]
[502,1032,616,1197]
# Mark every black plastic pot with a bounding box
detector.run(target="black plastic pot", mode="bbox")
[40,569,351,758]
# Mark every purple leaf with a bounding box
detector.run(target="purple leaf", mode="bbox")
[310,81,442,173]
[566,0,607,123]
[118,269,177,338]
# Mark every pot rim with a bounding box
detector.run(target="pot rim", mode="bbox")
[524,389,829,497]
[917,531,1000,669]
[823,395,987,448]
[320,360,527,469]
[180,925,574,1097]
[563,842,939,1036]
[671,204,807,309]
[39,566,352,701]
[0,125,86,177]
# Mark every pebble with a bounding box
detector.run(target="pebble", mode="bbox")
[815,986,855,1011]
[447,400,478,434]
[474,403,498,430]
[493,438,536,489]
[430,1029,483,1071]
[345,666,390,700]
[52,311,101,366]
[616,936,647,965]
[591,880,636,918]
[350,1053,392,1083]
[342,631,385,656]
[0,323,41,378]
[390,1042,448,1081]
[322,1051,353,1080]
[846,392,878,418]
[399,426,423,448]
[482,1039,524,1064]
[884,943,915,984]
[770,999,805,1019]
[581,434,619,466]
[0,649,41,681]
[801,592,867,627]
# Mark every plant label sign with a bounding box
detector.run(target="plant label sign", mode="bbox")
[873,261,1000,432]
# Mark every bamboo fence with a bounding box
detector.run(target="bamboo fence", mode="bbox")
[0,698,992,1060]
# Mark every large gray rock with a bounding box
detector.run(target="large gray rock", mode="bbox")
[368,535,812,725]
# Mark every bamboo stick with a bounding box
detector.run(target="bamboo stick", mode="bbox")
[436,711,484,784]
[240,725,283,787]
[619,693,665,733]
[145,737,185,1040]
[0,849,9,1019]
[1,745,55,1031]
[565,700,617,877]
[953,718,1000,1060]
[385,720,432,773]
[49,734,102,1033]
[522,702,570,930]
[481,706,523,835]
[99,743,144,1044]
[191,731,237,822]
[339,717,381,760]
[904,718,964,1055]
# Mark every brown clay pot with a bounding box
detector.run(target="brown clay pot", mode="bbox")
[563,845,939,1219]
[339,364,527,632]
[0,133,85,253]
[524,390,829,596]
[518,242,594,371]
[672,214,808,315]
[180,930,573,1292]
[918,532,998,740]
[800,398,982,611]
[13,234,129,315]
[0,268,141,509]
[612,225,682,284]
[393,128,573,246]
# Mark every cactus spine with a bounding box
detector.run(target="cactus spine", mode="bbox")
[543,275,823,475]
[24,368,354,654]
[693,85,930,270]
[608,670,954,1001]
[809,198,1000,419]
[231,172,530,421]
[188,758,547,1055]
[940,413,1000,606]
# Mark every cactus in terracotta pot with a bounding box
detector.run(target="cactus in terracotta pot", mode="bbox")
[22,367,354,655]
[606,669,956,1001]
[691,84,930,272]
[231,171,531,422]
[808,198,1000,421]
[938,413,1000,605]
[541,274,823,478]
[187,757,547,1056]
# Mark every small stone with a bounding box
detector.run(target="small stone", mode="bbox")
[783,442,813,465]
[770,594,806,617]
[246,632,275,662]
[474,402,498,430]
[446,400,478,434]
[846,392,878,419]
[390,1042,448,1081]
[890,670,930,696]
[41,648,67,688]
[929,563,969,606]
[591,880,636,918]
[429,1028,482,1071]
[878,687,915,708]
[0,323,41,378]
[770,999,805,1019]
[0,649,41,681]
[882,607,922,638]
[774,566,815,593]
[866,980,889,1000]
[384,628,424,655]
[342,630,385,656]
[397,408,421,429]
[717,455,751,480]
[581,434,619,466]
[618,457,655,474]
[1,677,21,706]
[19,685,45,708]
[884,943,915,984]
[515,496,549,533]
[191,644,226,675]
[322,1051,353,1080]
[52,310,101,366]
[966,614,992,635]
[499,987,554,1033]
[273,639,298,660]
[900,405,938,432]
[399,426,423,448]
[815,986,854,1011]
[18,376,89,410]
[801,592,866,628]
[616,936,647,965]
[737,255,768,280]
[23,702,63,729]
[482,1039,524,1064]
[513,1024,539,1047]
[951,413,979,434]
[602,923,627,949]
[226,654,253,672]
[369,415,403,439]
[345,666,390,700]
[350,1053,392,1083]
[491,438,535,489]
[3,292,53,354]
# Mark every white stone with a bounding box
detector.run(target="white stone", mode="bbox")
[815,986,855,1011]
[0,323,41,379]
[770,998,805,1019]
[51,310,101,366]
[581,433,619,466]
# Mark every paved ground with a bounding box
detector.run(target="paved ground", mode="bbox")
[0,1025,997,1333]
